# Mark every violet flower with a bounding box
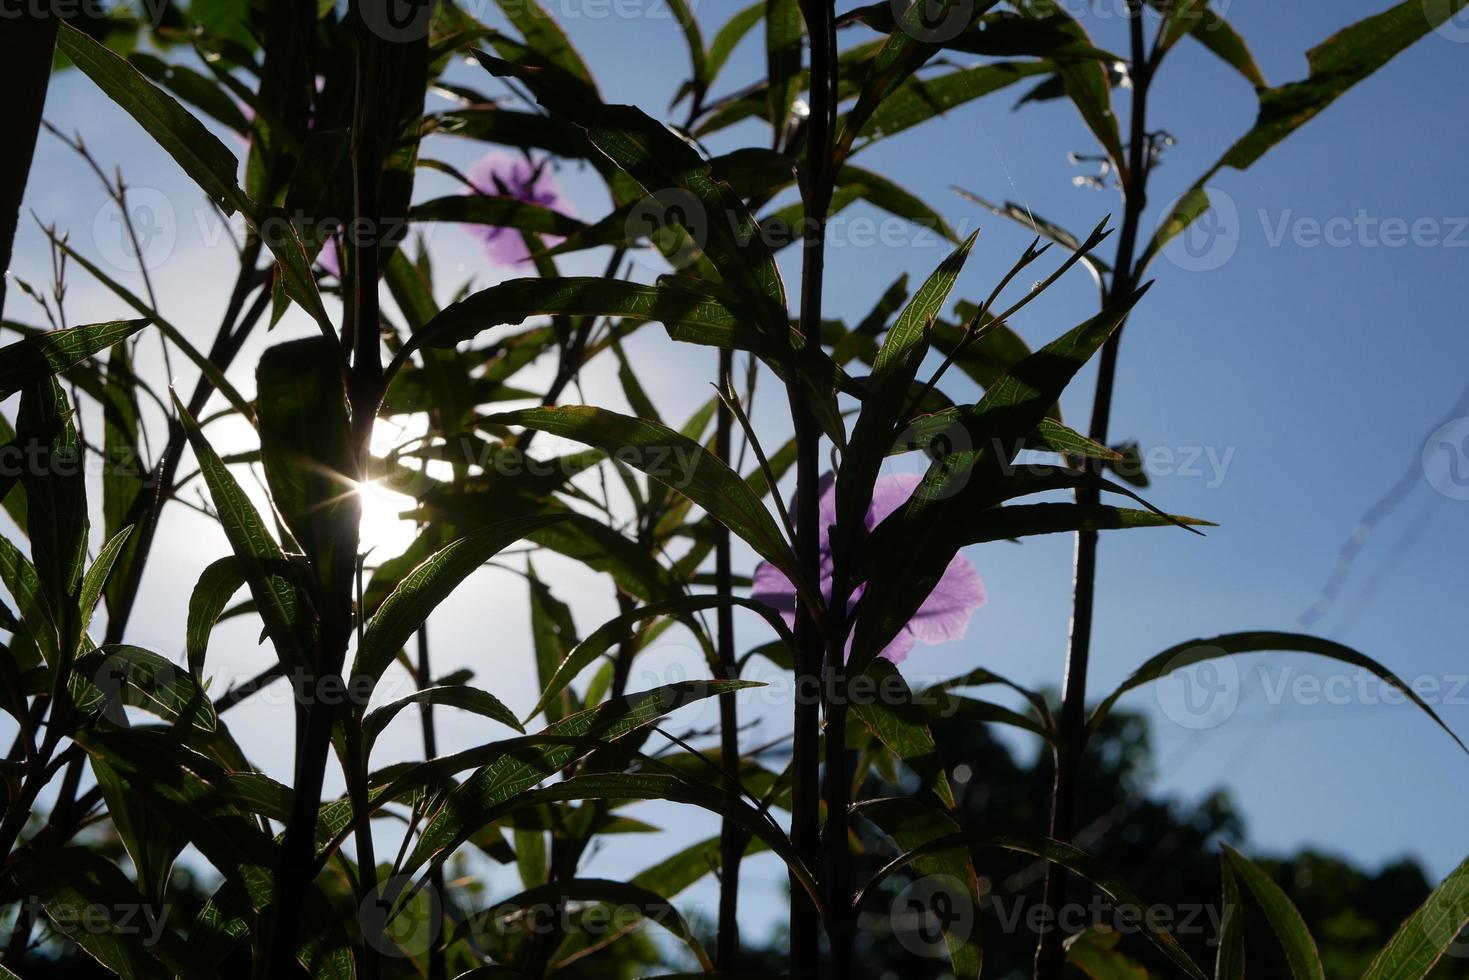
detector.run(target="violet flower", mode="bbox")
[463,150,570,267]
[751,472,986,664]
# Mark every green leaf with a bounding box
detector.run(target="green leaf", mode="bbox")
[365,685,525,747]
[354,515,567,686]
[1215,0,1466,175]
[852,288,1150,670]
[57,22,242,213]
[1157,1,1267,88]
[0,318,150,400]
[493,0,598,93]
[1018,2,1124,167]
[173,393,312,672]
[74,644,217,730]
[90,751,185,905]
[128,51,251,132]
[451,879,712,970]
[526,562,582,723]
[255,338,355,585]
[707,2,764,87]
[185,556,246,677]
[100,341,144,614]
[408,276,742,356]
[57,23,332,333]
[9,846,211,978]
[410,193,587,237]
[402,680,761,876]
[666,0,707,85]
[850,659,955,808]
[765,0,802,136]
[1215,852,1245,980]
[1222,845,1324,980]
[525,594,796,726]
[851,61,1051,149]
[486,406,803,593]
[17,378,89,654]
[835,165,960,243]
[1088,631,1469,755]
[855,797,982,978]
[632,833,770,898]
[0,535,57,665]
[1065,925,1148,979]
[476,56,789,332]
[838,232,977,543]
[1362,854,1469,980]
[77,526,133,645]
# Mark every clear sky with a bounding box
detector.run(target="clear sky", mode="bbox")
[7,0,1469,952]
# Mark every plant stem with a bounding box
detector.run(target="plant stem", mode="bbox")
[714,347,747,969]
[262,22,384,977]
[1035,5,1151,978]
[0,6,57,322]
[788,0,837,974]
[414,626,448,980]
[103,241,268,645]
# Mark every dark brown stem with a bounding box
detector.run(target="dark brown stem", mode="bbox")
[0,7,57,322]
[788,1,836,975]
[714,347,746,969]
[414,627,448,980]
[262,17,383,977]
[1035,5,1151,978]
[104,242,268,645]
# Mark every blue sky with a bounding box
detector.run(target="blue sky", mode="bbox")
[6,0,1469,952]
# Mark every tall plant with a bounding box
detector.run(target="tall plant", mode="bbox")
[1,1,1467,979]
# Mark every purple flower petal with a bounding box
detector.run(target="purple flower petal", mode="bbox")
[750,560,798,629]
[906,552,986,645]
[462,151,572,269]
[318,232,342,279]
[749,471,986,665]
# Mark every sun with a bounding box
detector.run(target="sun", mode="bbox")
[356,480,418,559]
